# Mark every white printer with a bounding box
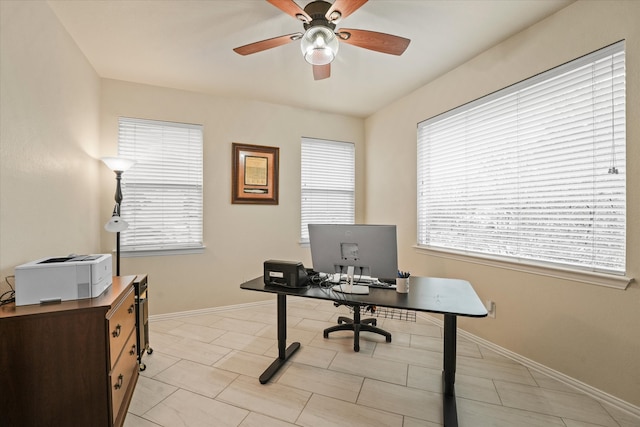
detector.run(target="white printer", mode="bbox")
[15,254,112,306]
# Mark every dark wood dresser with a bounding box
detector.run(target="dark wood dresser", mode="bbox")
[0,275,139,427]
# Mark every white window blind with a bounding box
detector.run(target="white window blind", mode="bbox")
[301,138,355,242]
[118,117,203,253]
[417,41,626,275]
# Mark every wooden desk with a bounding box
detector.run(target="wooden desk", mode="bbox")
[241,276,488,427]
[0,276,139,427]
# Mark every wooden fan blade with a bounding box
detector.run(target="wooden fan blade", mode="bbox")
[233,33,301,56]
[313,63,331,80]
[266,0,311,22]
[338,28,410,56]
[326,0,368,21]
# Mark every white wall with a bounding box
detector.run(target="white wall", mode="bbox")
[364,0,640,408]
[100,79,365,314]
[0,1,101,283]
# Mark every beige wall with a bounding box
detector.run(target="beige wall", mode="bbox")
[3,0,639,410]
[99,79,365,314]
[0,1,101,284]
[365,0,640,407]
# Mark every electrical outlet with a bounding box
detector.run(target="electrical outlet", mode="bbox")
[486,300,496,318]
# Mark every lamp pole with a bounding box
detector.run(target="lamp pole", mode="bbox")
[102,157,136,277]
[114,170,123,276]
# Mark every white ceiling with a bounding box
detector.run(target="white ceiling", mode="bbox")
[47,0,573,118]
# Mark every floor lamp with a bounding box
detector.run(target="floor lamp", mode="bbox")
[102,156,135,276]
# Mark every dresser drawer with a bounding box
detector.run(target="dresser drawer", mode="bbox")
[109,329,138,425]
[107,287,136,369]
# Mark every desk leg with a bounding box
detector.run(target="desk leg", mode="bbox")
[442,314,458,427]
[259,294,301,384]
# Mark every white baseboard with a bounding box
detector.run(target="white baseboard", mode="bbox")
[418,313,640,420]
[149,302,639,419]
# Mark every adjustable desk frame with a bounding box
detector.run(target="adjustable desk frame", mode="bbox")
[240,276,487,427]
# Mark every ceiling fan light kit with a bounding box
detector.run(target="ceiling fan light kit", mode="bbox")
[234,0,410,80]
[301,26,339,65]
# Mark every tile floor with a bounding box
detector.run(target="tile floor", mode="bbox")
[124,297,639,427]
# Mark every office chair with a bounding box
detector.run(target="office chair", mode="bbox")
[323,303,392,352]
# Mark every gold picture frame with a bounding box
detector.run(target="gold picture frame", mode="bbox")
[232,143,279,204]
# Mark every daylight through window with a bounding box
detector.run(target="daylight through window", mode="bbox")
[417,41,626,275]
[118,117,204,254]
[301,138,355,243]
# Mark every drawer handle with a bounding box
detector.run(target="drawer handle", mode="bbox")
[114,374,124,390]
[112,324,121,338]
[128,304,135,314]
[129,344,137,356]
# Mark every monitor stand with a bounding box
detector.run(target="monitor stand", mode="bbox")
[331,265,369,294]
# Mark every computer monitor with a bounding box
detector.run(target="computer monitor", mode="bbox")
[308,224,398,282]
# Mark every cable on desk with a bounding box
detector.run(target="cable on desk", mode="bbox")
[0,275,16,306]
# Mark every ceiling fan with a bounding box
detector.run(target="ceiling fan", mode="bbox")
[233,0,411,80]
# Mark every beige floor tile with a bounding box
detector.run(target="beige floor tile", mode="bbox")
[295,318,341,332]
[308,329,380,354]
[529,369,578,393]
[402,416,442,427]
[600,402,640,427]
[153,359,238,398]
[210,317,271,335]
[383,319,442,338]
[126,302,638,427]
[288,306,335,322]
[149,318,184,333]
[239,412,298,427]
[179,312,223,327]
[161,336,232,365]
[408,335,445,353]
[456,355,537,385]
[165,322,226,343]
[373,342,443,370]
[212,330,276,354]
[494,380,619,426]
[407,365,501,405]
[562,419,620,427]
[330,351,408,385]
[214,349,280,378]
[128,376,177,416]
[268,342,337,369]
[257,324,320,345]
[297,393,403,427]
[357,378,443,424]
[278,362,364,402]
[144,388,248,427]
[457,398,567,426]
[138,351,181,379]
[123,413,162,427]
[217,374,311,423]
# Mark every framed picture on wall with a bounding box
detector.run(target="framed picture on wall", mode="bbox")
[232,142,279,205]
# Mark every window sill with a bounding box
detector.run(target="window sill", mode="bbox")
[413,245,633,290]
[119,246,206,258]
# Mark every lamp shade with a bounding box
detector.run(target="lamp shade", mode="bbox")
[300,26,339,65]
[101,156,136,172]
[105,215,129,233]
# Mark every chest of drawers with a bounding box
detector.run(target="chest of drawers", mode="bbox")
[0,275,139,427]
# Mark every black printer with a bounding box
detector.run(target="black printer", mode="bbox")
[263,260,309,288]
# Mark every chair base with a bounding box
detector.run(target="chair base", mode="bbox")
[323,305,392,352]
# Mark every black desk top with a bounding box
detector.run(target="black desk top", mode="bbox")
[241,276,488,318]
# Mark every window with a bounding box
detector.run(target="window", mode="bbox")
[118,117,204,254]
[417,41,626,277]
[301,138,355,243]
